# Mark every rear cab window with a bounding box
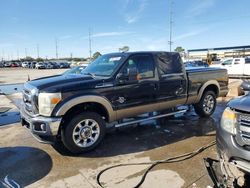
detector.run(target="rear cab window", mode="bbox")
[156,52,183,76]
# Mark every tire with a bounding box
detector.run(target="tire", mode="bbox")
[61,112,106,154]
[194,91,217,117]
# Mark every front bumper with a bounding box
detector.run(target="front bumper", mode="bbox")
[216,124,250,173]
[20,106,62,144]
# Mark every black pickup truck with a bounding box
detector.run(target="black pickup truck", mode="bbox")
[20,51,228,153]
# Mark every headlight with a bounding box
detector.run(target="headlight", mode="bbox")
[221,107,237,135]
[38,93,61,116]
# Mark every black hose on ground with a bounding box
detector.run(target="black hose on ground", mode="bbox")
[96,140,216,188]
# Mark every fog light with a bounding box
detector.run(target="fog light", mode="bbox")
[40,124,46,131]
[33,122,47,132]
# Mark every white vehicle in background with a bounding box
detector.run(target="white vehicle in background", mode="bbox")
[22,62,29,68]
[210,57,250,76]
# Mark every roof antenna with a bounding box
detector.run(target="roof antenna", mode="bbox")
[27,74,30,81]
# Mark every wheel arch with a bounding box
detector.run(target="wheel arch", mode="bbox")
[195,80,220,103]
[53,95,116,122]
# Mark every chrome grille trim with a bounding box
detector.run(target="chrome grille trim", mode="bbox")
[238,113,250,145]
[22,83,39,116]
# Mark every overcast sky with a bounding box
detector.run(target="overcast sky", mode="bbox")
[0,0,250,59]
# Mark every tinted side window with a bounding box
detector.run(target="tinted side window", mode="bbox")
[245,58,250,64]
[223,59,233,65]
[157,52,183,75]
[234,59,241,64]
[127,55,155,79]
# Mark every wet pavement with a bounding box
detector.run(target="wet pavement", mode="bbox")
[0,92,228,188]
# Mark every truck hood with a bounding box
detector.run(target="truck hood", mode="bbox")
[228,94,250,113]
[27,74,101,92]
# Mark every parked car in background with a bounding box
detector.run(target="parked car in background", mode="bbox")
[4,62,11,67]
[184,60,209,68]
[35,62,46,69]
[63,65,87,75]
[216,80,250,187]
[29,61,37,69]
[210,58,250,76]
[0,62,3,68]
[11,62,19,67]
[22,62,29,68]
[58,62,70,68]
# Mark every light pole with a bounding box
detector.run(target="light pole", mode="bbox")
[168,0,174,52]
[25,48,28,58]
[37,44,40,58]
[89,28,92,60]
[55,38,58,59]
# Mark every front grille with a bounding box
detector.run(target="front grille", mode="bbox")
[238,113,250,145]
[22,83,38,115]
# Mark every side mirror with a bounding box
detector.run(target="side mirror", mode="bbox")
[241,80,250,91]
[117,67,138,84]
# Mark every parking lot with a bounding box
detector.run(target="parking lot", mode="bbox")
[0,67,233,188]
[0,68,67,85]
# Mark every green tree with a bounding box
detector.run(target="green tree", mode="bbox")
[36,57,44,62]
[174,46,185,53]
[92,52,102,60]
[119,46,129,52]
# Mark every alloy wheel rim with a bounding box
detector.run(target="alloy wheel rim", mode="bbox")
[203,94,215,114]
[72,119,100,148]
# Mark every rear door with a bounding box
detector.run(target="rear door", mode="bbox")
[231,58,244,75]
[156,52,187,104]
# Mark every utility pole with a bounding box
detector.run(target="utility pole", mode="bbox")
[168,0,174,52]
[25,48,28,58]
[89,28,92,60]
[17,49,19,60]
[37,44,40,58]
[2,49,4,61]
[55,38,58,59]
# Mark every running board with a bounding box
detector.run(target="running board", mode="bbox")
[115,109,187,128]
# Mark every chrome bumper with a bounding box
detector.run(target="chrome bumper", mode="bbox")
[20,106,62,143]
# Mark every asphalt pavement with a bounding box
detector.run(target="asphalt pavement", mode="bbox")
[0,92,228,188]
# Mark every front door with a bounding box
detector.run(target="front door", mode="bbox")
[113,54,158,116]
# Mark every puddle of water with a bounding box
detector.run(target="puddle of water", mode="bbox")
[0,111,20,126]
[0,84,24,95]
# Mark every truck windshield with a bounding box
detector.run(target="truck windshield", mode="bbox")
[81,54,125,77]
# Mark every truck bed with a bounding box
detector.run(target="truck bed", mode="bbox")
[186,67,228,102]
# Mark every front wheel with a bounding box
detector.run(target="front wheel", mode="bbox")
[61,112,106,154]
[194,91,217,117]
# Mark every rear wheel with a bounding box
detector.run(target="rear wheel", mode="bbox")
[61,112,106,154]
[194,91,216,117]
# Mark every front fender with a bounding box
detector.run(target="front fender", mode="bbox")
[52,95,116,122]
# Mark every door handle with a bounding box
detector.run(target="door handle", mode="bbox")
[154,84,157,90]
